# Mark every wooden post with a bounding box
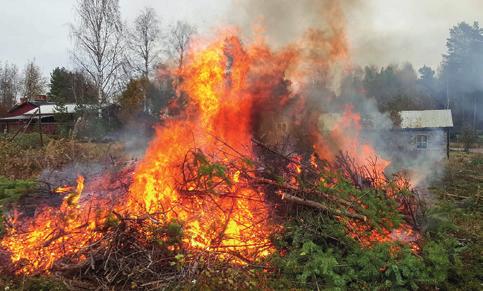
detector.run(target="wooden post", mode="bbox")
[446,127,450,159]
[38,106,43,146]
[9,109,38,142]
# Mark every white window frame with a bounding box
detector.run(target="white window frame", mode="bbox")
[416,134,428,149]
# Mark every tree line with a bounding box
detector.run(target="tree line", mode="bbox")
[340,21,483,132]
[0,0,481,133]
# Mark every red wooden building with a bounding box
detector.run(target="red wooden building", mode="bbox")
[0,97,76,135]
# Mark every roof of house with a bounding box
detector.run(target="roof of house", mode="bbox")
[319,109,454,131]
[23,104,78,115]
[0,103,78,122]
[6,100,53,116]
[399,110,453,129]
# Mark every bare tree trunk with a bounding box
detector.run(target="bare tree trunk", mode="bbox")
[128,7,161,113]
[38,106,43,147]
[473,94,477,132]
[167,21,196,93]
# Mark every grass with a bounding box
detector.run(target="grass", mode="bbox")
[0,135,126,180]
[431,151,483,199]
[0,177,37,236]
[0,276,67,291]
[428,151,483,290]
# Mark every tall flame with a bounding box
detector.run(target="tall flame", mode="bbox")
[126,36,275,261]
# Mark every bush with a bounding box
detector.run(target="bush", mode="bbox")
[460,126,478,152]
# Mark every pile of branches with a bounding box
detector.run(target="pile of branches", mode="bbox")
[54,213,269,290]
[54,215,188,290]
[177,137,423,227]
[1,138,424,289]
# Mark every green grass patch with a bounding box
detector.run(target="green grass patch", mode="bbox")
[0,176,36,236]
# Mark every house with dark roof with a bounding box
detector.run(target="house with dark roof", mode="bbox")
[0,101,78,135]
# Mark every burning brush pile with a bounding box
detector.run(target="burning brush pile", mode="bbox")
[0,33,430,289]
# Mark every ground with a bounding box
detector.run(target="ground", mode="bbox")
[428,151,483,289]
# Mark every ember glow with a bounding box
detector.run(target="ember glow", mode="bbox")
[0,175,105,274]
[0,20,418,274]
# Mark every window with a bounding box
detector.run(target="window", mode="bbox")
[416,135,428,149]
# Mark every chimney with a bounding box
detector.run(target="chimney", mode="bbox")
[34,95,48,101]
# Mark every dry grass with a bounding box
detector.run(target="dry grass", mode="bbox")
[439,151,483,199]
[0,137,126,180]
[429,151,483,289]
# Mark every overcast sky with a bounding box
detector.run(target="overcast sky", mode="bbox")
[0,0,482,76]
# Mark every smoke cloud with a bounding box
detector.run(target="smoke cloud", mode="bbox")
[221,0,449,186]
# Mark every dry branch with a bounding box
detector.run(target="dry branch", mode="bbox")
[277,191,367,221]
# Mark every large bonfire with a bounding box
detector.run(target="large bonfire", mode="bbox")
[0,9,422,288]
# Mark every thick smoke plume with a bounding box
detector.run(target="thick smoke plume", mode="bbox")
[222,0,446,186]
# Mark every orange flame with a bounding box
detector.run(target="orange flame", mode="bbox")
[0,175,105,274]
[125,36,277,262]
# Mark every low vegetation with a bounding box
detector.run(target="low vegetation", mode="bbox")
[428,151,483,290]
[0,177,36,236]
[0,134,125,180]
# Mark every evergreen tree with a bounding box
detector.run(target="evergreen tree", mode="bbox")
[48,67,71,103]
[48,67,97,104]
[441,21,483,131]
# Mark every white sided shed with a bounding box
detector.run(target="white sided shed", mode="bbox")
[398,110,453,158]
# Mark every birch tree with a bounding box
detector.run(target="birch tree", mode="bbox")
[0,62,20,109]
[129,7,161,78]
[128,7,161,111]
[22,61,45,100]
[166,21,196,80]
[71,0,125,106]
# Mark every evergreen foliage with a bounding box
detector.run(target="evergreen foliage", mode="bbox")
[48,67,97,104]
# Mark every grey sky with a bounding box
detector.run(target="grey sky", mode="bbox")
[0,0,481,76]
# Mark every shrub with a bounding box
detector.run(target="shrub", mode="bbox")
[271,207,459,290]
[460,126,477,152]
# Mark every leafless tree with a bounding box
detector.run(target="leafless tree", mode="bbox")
[22,60,45,100]
[71,0,125,106]
[0,62,20,109]
[166,21,196,81]
[128,7,161,111]
[129,7,161,78]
